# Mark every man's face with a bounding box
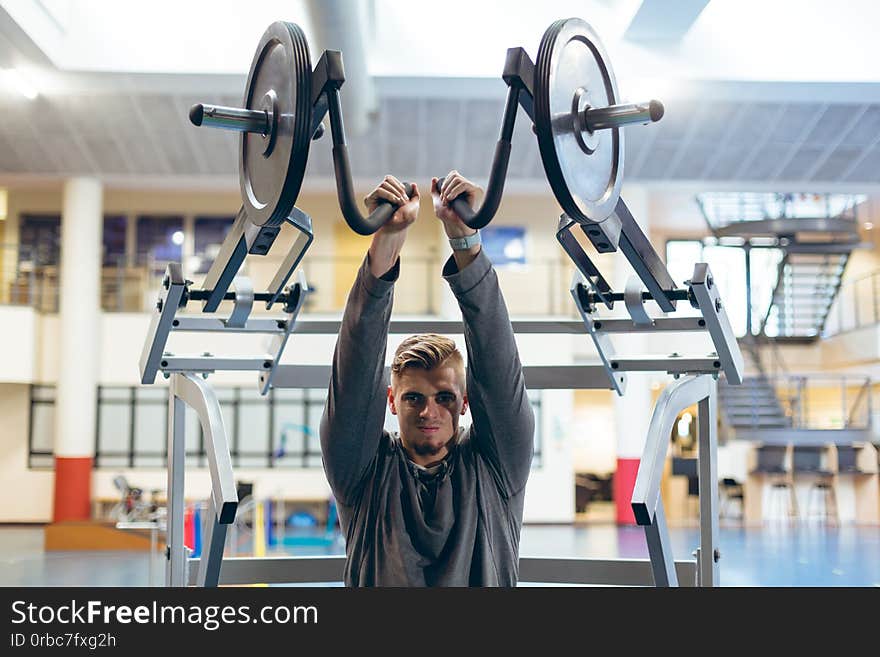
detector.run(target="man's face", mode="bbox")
[388,365,468,467]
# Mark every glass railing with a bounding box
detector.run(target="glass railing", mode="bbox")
[0,245,578,317]
[695,192,866,231]
[823,269,880,336]
[772,374,872,431]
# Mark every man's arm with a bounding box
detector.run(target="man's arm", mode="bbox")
[320,177,419,505]
[320,254,397,506]
[434,172,535,497]
[444,250,535,497]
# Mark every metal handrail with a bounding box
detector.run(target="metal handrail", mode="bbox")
[729,373,873,431]
[825,268,880,336]
[846,379,872,429]
[0,243,574,316]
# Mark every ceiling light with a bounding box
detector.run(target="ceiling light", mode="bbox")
[864,222,873,230]
[2,68,39,99]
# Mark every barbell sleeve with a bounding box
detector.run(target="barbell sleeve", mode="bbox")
[189,103,270,135]
[581,99,664,132]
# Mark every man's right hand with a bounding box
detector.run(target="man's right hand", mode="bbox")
[365,176,420,278]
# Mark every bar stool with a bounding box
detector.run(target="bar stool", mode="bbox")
[805,478,838,526]
[719,477,744,520]
[750,445,796,524]
[766,479,798,524]
[792,445,836,526]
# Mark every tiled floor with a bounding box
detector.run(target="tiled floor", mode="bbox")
[3,518,878,587]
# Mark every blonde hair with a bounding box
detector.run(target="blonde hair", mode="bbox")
[391,334,465,388]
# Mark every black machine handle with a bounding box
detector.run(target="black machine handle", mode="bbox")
[309,50,416,235]
[332,139,413,234]
[434,85,521,229]
[322,81,412,235]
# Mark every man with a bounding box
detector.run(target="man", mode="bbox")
[320,171,535,586]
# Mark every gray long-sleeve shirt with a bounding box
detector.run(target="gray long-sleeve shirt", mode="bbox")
[320,249,535,586]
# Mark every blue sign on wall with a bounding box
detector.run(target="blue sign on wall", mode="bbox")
[481,226,527,266]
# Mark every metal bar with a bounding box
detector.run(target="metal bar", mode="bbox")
[198,207,249,312]
[502,47,536,122]
[571,274,626,395]
[643,497,677,587]
[166,390,186,587]
[521,365,620,389]
[189,103,269,135]
[873,273,878,325]
[744,246,753,336]
[162,357,273,373]
[687,262,744,385]
[268,364,624,391]
[173,374,237,524]
[556,217,616,307]
[697,389,719,587]
[582,100,664,131]
[632,375,713,524]
[259,273,307,395]
[266,208,314,309]
[608,355,722,374]
[592,317,708,333]
[171,317,288,334]
[224,276,254,329]
[264,359,735,393]
[614,197,678,312]
[196,495,229,588]
[139,263,186,384]
[730,427,872,445]
[186,555,697,586]
[162,317,704,336]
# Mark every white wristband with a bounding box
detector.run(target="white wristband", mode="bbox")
[448,231,481,251]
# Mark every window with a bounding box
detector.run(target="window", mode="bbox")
[529,390,542,468]
[482,226,527,267]
[102,215,127,266]
[20,214,130,268]
[29,384,548,471]
[18,214,60,267]
[271,388,325,468]
[135,215,183,266]
[666,239,782,338]
[90,385,329,469]
[193,215,235,274]
[28,385,55,468]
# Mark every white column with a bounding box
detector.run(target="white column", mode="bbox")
[612,185,654,524]
[53,177,102,521]
[183,214,195,277]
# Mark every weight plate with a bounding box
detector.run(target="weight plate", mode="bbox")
[239,22,313,228]
[534,18,623,225]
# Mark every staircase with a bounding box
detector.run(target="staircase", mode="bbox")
[696,191,864,343]
[718,374,790,432]
[718,337,875,444]
[761,252,849,340]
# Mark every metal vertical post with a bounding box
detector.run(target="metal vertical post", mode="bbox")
[166,379,187,586]
[800,377,807,427]
[643,497,677,587]
[744,245,752,336]
[872,274,878,326]
[196,495,229,587]
[697,383,719,587]
[116,255,124,311]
